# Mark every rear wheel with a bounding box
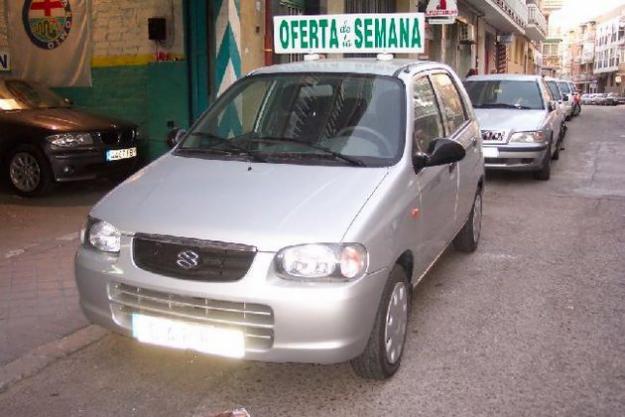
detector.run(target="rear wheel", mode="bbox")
[351,265,410,380]
[6,145,54,197]
[453,191,482,253]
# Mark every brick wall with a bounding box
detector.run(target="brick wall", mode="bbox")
[0,0,8,49]
[91,0,185,61]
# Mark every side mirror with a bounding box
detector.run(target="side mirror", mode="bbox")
[413,138,466,172]
[166,128,186,148]
[562,95,569,102]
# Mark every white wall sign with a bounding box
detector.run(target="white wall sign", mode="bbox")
[274,13,425,54]
[0,50,10,72]
[426,0,458,25]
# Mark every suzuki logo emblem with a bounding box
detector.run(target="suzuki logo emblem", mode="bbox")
[176,250,200,270]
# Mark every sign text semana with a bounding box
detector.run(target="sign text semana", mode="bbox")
[274,13,425,54]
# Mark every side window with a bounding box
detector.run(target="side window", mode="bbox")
[412,76,444,154]
[430,73,468,135]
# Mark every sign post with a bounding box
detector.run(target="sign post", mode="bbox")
[273,13,425,55]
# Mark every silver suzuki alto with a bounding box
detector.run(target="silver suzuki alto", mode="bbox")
[75,58,484,379]
[464,74,565,181]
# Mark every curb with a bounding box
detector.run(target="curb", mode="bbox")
[0,325,108,393]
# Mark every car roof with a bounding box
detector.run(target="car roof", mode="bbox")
[466,74,542,82]
[250,58,449,77]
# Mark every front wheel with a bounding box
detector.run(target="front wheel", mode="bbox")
[6,145,54,197]
[534,149,552,181]
[351,266,411,380]
[453,191,482,253]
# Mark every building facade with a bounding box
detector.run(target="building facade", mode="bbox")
[0,0,548,160]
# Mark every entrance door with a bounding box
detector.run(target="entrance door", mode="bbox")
[186,0,211,120]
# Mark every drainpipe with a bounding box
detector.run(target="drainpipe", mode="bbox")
[264,0,273,65]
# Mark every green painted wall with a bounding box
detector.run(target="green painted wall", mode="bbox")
[55,61,190,161]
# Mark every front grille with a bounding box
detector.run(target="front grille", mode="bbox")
[133,234,256,282]
[109,283,274,350]
[99,128,136,146]
[481,130,507,143]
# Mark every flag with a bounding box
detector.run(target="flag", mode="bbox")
[7,0,91,86]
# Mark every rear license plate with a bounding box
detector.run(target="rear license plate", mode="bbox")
[482,147,499,158]
[106,147,137,161]
[131,313,245,358]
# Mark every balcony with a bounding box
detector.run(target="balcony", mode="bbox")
[527,4,548,42]
[465,0,528,34]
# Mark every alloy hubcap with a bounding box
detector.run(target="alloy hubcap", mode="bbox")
[472,194,482,244]
[9,152,41,192]
[384,282,408,365]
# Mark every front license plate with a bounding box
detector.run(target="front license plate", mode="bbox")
[106,147,137,161]
[131,313,245,358]
[482,147,499,158]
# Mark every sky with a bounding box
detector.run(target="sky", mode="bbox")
[550,0,625,30]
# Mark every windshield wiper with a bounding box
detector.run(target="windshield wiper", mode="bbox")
[180,132,267,163]
[243,135,366,167]
[476,103,534,110]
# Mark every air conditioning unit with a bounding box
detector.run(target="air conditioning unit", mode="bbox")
[459,23,476,44]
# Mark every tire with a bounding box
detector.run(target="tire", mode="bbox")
[534,148,552,181]
[5,144,55,197]
[453,190,482,253]
[351,265,411,380]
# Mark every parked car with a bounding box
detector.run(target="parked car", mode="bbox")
[0,79,139,196]
[545,77,573,120]
[606,92,623,105]
[75,58,485,380]
[465,74,565,180]
[581,93,593,105]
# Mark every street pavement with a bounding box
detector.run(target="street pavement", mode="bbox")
[0,181,111,365]
[1,106,624,417]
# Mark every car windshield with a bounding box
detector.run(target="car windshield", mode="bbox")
[546,81,562,100]
[558,82,571,94]
[178,73,405,167]
[0,80,70,111]
[464,80,544,110]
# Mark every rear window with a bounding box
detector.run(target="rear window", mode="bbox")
[464,80,544,110]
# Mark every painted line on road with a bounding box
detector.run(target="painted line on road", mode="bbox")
[0,325,108,393]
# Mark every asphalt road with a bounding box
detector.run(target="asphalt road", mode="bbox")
[1,106,624,417]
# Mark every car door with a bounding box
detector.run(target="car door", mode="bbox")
[411,73,458,268]
[430,71,480,230]
[540,79,562,149]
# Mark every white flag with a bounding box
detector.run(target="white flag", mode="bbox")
[7,0,92,86]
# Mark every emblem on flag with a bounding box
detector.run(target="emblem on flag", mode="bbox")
[22,0,73,50]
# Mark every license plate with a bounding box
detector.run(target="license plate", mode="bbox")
[106,147,137,161]
[131,313,245,358]
[482,147,499,158]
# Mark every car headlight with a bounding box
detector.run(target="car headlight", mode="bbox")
[84,218,121,253]
[275,243,368,280]
[509,131,546,143]
[47,132,94,148]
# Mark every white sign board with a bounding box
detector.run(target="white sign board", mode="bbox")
[274,13,425,54]
[0,50,10,72]
[426,0,458,24]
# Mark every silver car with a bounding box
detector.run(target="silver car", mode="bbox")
[75,58,484,379]
[545,77,573,120]
[465,74,565,180]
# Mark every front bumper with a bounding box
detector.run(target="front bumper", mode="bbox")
[75,240,388,364]
[48,147,138,182]
[483,143,548,171]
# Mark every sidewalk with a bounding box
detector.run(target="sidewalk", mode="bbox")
[0,238,88,366]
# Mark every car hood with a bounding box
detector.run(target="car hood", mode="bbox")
[474,108,545,132]
[91,154,389,252]
[0,108,135,132]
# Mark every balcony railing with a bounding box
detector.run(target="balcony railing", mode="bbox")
[527,4,548,37]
